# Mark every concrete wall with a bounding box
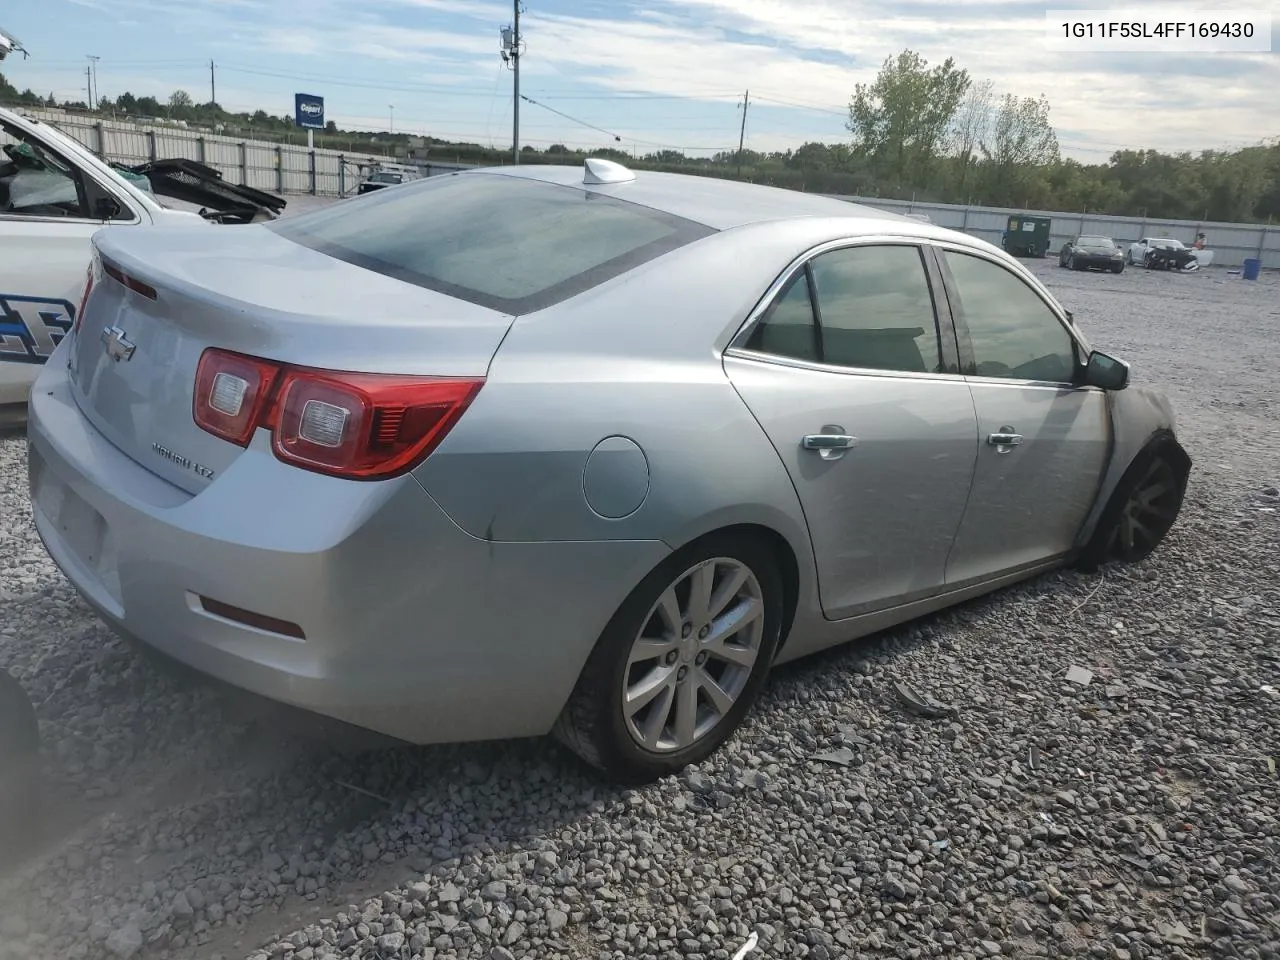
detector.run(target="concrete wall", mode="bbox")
[20,108,474,197]
[23,109,1276,268]
[827,194,1276,270]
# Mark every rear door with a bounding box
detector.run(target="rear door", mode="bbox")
[724,239,978,621]
[937,246,1109,585]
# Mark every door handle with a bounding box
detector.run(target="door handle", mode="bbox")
[802,433,858,460]
[987,429,1023,452]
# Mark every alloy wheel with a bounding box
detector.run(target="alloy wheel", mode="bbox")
[1113,456,1181,558]
[621,557,764,753]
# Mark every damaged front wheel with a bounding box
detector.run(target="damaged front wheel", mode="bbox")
[1077,438,1190,571]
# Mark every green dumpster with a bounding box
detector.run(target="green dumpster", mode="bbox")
[1001,214,1052,258]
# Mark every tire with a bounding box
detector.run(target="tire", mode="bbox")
[1069,256,1081,271]
[1076,436,1190,572]
[553,532,784,783]
[1059,253,1068,268]
[1112,262,1124,274]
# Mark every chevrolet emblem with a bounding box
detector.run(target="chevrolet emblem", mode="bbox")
[101,325,135,362]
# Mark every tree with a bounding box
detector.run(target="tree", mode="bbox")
[167,88,194,118]
[981,93,1059,203]
[0,71,17,102]
[135,95,161,116]
[950,79,995,197]
[116,91,138,114]
[989,94,1059,168]
[847,49,970,187]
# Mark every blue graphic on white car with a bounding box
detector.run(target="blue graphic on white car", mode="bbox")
[0,294,75,364]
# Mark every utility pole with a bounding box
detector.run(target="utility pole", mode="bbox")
[500,2,523,164]
[513,0,520,165]
[87,55,100,109]
[209,59,216,105]
[85,66,93,108]
[736,90,749,178]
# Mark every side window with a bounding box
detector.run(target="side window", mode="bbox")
[809,244,943,374]
[0,124,90,219]
[942,250,1076,383]
[744,269,819,362]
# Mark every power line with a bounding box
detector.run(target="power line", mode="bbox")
[518,95,735,151]
[520,94,620,142]
[750,93,848,117]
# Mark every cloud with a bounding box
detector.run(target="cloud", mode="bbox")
[14,0,1276,162]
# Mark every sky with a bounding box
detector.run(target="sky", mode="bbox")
[1,0,1278,163]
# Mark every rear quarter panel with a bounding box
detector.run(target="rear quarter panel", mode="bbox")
[414,222,828,550]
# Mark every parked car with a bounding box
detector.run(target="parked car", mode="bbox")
[1128,236,1213,269]
[27,159,1191,783]
[358,164,421,194]
[1059,235,1125,273]
[358,170,407,194]
[0,107,281,424]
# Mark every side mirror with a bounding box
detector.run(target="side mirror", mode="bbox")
[1083,350,1129,390]
[94,195,122,220]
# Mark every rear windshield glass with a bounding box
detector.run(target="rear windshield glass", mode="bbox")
[268,172,714,313]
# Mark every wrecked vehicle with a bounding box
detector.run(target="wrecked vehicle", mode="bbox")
[1127,236,1212,271]
[27,159,1191,783]
[0,106,286,422]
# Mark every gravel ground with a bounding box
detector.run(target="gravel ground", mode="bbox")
[1,260,1278,960]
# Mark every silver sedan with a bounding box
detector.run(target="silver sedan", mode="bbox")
[26,159,1190,783]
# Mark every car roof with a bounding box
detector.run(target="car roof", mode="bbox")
[468,163,906,231]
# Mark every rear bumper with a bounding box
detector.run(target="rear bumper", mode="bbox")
[27,353,669,744]
[1072,255,1123,267]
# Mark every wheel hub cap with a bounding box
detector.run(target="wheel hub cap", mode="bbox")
[621,557,765,754]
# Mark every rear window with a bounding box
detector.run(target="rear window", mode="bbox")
[268,172,714,313]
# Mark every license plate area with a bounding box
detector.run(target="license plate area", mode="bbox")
[33,463,121,603]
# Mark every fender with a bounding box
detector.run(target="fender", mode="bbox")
[1073,384,1189,552]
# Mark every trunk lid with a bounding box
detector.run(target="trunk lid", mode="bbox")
[70,225,514,494]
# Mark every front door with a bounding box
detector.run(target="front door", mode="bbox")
[725,241,978,620]
[0,117,124,400]
[937,248,1110,584]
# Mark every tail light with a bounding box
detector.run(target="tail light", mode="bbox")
[102,258,158,300]
[73,258,98,335]
[193,348,483,481]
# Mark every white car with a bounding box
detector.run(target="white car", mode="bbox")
[1127,236,1214,268]
[0,107,210,422]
